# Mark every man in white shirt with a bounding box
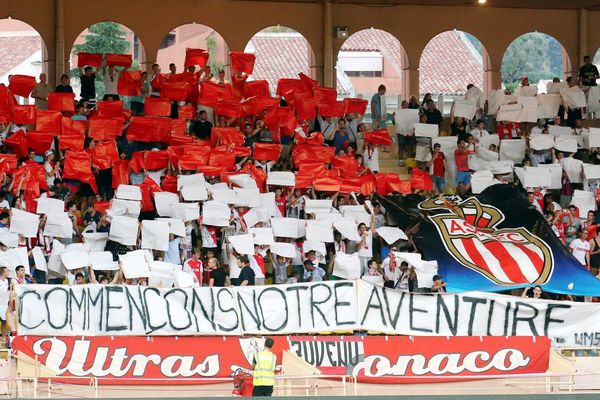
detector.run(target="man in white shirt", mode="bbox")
[103,65,120,100]
[357,219,375,276]
[469,119,489,140]
[570,230,590,266]
[0,267,8,331]
[530,119,545,136]
[363,142,379,173]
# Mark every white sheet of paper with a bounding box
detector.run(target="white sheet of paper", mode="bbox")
[560,86,587,109]
[476,146,499,161]
[177,173,206,190]
[487,90,505,116]
[588,86,600,113]
[172,202,200,222]
[269,242,296,258]
[115,184,142,201]
[548,125,574,137]
[570,190,597,216]
[414,123,439,138]
[172,269,195,288]
[333,216,361,241]
[0,247,29,276]
[361,275,384,286]
[259,192,281,217]
[243,207,270,228]
[266,171,295,187]
[523,166,552,188]
[202,201,230,226]
[82,232,109,252]
[306,220,334,243]
[517,96,539,123]
[499,139,526,163]
[44,213,73,238]
[554,136,578,153]
[453,99,477,120]
[305,199,333,214]
[497,103,523,122]
[478,134,499,150]
[376,226,408,244]
[271,217,304,238]
[0,231,19,248]
[90,251,118,271]
[47,240,65,276]
[210,188,239,204]
[561,157,584,183]
[141,220,170,251]
[181,186,208,201]
[157,218,186,237]
[36,197,65,215]
[249,227,274,245]
[228,234,255,255]
[119,250,150,279]
[537,94,562,119]
[153,192,179,217]
[332,252,361,280]
[229,174,258,190]
[148,270,174,288]
[538,164,563,189]
[415,260,439,289]
[108,198,141,219]
[486,160,514,175]
[547,82,567,95]
[233,188,261,207]
[303,240,326,256]
[108,215,139,246]
[31,246,47,272]
[10,208,40,238]
[584,163,600,180]
[588,128,600,148]
[529,134,554,150]
[471,170,498,194]
[466,86,484,109]
[60,250,90,270]
[516,86,538,97]
[394,109,420,135]
[340,205,370,227]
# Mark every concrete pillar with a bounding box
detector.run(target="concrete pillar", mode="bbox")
[323,0,334,87]
[55,0,65,82]
[579,8,588,66]
[408,68,419,98]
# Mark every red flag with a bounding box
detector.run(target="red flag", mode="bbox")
[318,100,345,118]
[89,118,121,141]
[245,96,280,115]
[359,172,376,196]
[94,201,110,214]
[143,150,169,171]
[388,179,412,194]
[48,92,75,112]
[97,100,124,118]
[111,160,130,189]
[169,119,188,137]
[184,48,209,68]
[243,80,270,98]
[161,82,189,102]
[117,70,142,96]
[138,176,162,212]
[144,97,171,117]
[197,165,223,177]
[298,73,318,93]
[215,100,244,118]
[0,85,17,113]
[0,154,18,172]
[314,176,341,192]
[230,51,256,74]
[296,131,324,146]
[298,162,325,176]
[127,116,171,142]
[178,153,208,171]
[344,98,368,115]
[213,127,244,146]
[63,151,92,180]
[11,105,36,125]
[161,175,178,193]
[58,133,84,152]
[276,79,305,97]
[76,52,102,67]
[294,174,313,189]
[332,155,359,177]
[4,129,28,158]
[411,168,433,191]
[313,87,336,104]
[61,117,89,136]
[90,141,119,170]
[253,143,282,161]
[8,75,36,98]
[293,92,316,121]
[209,150,236,171]
[365,129,392,145]
[178,104,196,120]
[27,131,55,154]
[340,178,362,194]
[219,145,250,158]
[105,54,132,67]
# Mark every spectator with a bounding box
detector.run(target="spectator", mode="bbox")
[79,66,97,101]
[454,138,473,189]
[431,274,447,293]
[103,65,120,100]
[302,259,326,282]
[579,55,599,88]
[370,84,387,129]
[31,73,50,110]
[55,74,73,93]
[208,258,227,287]
[429,143,446,194]
[424,100,443,126]
[238,255,255,286]
[183,248,203,286]
[569,230,590,266]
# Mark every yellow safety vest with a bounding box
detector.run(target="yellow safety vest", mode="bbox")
[253,350,276,386]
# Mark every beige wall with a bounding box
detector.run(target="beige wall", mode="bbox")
[0,0,595,91]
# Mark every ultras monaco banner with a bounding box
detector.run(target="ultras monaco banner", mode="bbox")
[377,185,600,296]
[15,281,600,347]
[12,335,550,385]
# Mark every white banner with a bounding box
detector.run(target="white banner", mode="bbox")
[153,192,179,217]
[497,104,523,122]
[14,281,600,347]
[115,185,142,201]
[141,220,170,251]
[10,208,40,238]
[523,166,551,188]
[538,164,563,189]
[108,215,139,246]
[177,173,206,190]
[44,213,73,238]
[499,139,526,163]
[271,217,305,238]
[414,123,439,138]
[108,198,141,219]
[560,86,586,109]
[537,94,562,119]
[517,96,539,123]
[266,171,295,187]
[36,197,65,215]
[305,220,334,243]
[394,109,419,136]
[453,99,477,120]
[529,134,554,151]
[269,242,296,258]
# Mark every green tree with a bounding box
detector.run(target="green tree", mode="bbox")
[501,32,563,89]
[206,32,224,74]
[70,22,131,97]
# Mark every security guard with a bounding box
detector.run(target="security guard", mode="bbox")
[252,337,277,396]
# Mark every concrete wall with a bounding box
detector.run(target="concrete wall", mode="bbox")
[0,0,595,91]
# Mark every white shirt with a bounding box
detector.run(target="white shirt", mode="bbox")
[229,256,241,279]
[103,71,120,95]
[357,230,373,258]
[531,126,544,136]
[0,278,8,318]
[570,238,590,265]
[363,147,379,172]
[470,128,489,138]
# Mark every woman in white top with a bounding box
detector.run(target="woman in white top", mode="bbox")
[362,142,380,173]
[44,150,60,188]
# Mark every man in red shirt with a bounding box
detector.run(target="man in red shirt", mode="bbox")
[497,121,521,140]
[454,138,474,189]
[274,188,286,217]
[429,143,446,194]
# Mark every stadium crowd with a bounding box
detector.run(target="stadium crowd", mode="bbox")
[0,49,598,319]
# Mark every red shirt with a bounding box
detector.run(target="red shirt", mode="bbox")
[254,253,265,275]
[454,148,471,172]
[432,152,445,177]
[532,192,544,210]
[275,196,286,216]
[497,122,521,140]
[186,259,203,283]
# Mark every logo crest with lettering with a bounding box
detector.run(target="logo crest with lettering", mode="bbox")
[418,196,554,285]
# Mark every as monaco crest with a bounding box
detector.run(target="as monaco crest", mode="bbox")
[419,196,554,285]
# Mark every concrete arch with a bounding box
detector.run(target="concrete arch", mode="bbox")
[0,17,49,82]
